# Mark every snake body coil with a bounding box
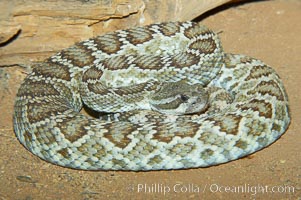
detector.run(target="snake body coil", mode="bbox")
[13,22,290,171]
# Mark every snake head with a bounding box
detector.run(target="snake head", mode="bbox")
[149,81,208,115]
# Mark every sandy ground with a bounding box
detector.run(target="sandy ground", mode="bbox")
[0,0,300,199]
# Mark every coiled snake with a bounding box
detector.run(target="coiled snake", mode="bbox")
[13,21,290,171]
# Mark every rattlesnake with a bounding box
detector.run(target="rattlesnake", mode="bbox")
[13,21,290,171]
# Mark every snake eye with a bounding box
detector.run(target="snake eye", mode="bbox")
[180,94,189,102]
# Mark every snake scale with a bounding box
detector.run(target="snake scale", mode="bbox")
[13,21,290,171]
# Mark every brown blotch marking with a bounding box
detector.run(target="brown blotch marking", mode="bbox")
[60,43,95,67]
[77,142,92,155]
[147,155,163,165]
[124,95,144,104]
[23,131,33,148]
[237,99,273,119]
[57,148,70,158]
[93,33,123,54]
[93,145,107,158]
[33,61,71,81]
[210,114,242,135]
[153,121,199,143]
[248,80,285,101]
[234,139,248,150]
[199,132,226,147]
[82,66,103,82]
[35,126,58,147]
[113,84,145,96]
[112,158,127,168]
[85,158,99,167]
[157,22,180,36]
[125,26,154,45]
[184,23,211,39]
[144,82,160,92]
[272,123,282,132]
[224,54,254,68]
[129,141,155,156]
[274,103,290,121]
[189,38,217,54]
[214,90,233,104]
[224,54,255,69]
[170,142,196,157]
[224,54,238,69]
[103,123,137,149]
[18,80,73,124]
[170,52,199,69]
[18,79,60,97]
[27,98,70,124]
[245,118,268,136]
[87,82,109,95]
[101,55,130,70]
[113,82,157,96]
[132,55,165,70]
[245,65,274,81]
[256,137,269,147]
[57,115,91,143]
[200,149,214,160]
[239,55,254,64]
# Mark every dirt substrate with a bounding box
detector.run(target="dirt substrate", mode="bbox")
[0,0,300,199]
